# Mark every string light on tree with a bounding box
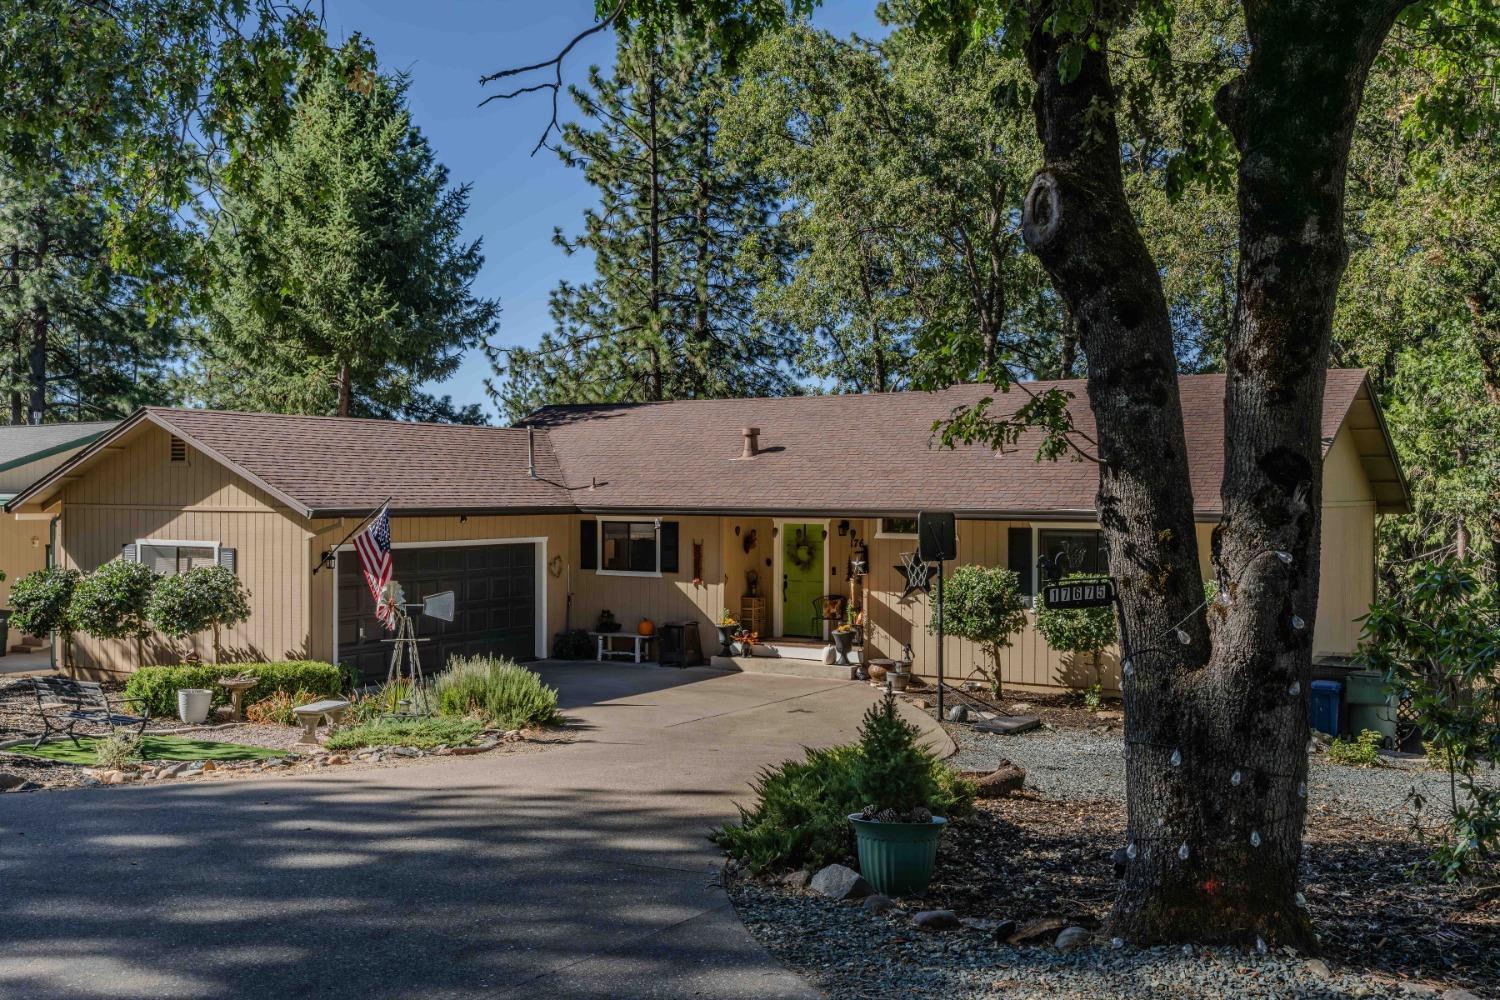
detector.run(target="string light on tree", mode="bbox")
[1291,614,1307,631]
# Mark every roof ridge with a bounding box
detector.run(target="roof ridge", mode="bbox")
[144,406,525,433]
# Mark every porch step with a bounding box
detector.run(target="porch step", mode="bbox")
[747,641,863,663]
[710,655,857,681]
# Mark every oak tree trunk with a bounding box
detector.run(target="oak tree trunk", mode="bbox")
[1018,0,1404,945]
[337,362,352,417]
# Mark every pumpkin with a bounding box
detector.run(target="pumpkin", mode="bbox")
[638,617,655,636]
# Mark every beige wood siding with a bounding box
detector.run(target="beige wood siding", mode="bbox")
[571,515,724,645]
[55,426,314,673]
[0,518,49,614]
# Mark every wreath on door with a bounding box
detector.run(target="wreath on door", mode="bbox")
[788,527,816,572]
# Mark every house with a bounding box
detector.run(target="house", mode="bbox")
[0,422,117,652]
[3,371,1407,690]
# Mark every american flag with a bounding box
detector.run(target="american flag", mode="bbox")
[354,505,396,630]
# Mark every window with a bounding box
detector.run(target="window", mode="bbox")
[599,520,659,576]
[1037,528,1108,581]
[876,516,918,538]
[136,540,219,577]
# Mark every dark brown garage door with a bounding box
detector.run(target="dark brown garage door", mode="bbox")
[337,542,537,684]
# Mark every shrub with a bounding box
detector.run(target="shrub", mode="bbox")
[347,681,414,722]
[1035,573,1118,687]
[1327,729,1383,767]
[8,567,81,668]
[146,565,251,663]
[324,717,484,751]
[72,558,157,666]
[931,564,1027,697]
[712,696,973,873]
[1083,684,1102,713]
[1360,559,1500,879]
[95,731,144,769]
[429,654,562,729]
[245,689,317,726]
[551,629,593,659]
[123,661,342,717]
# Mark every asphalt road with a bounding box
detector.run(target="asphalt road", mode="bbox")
[0,662,947,1000]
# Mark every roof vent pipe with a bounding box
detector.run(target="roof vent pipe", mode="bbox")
[741,426,761,459]
[527,427,537,480]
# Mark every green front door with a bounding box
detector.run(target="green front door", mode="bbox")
[781,523,825,637]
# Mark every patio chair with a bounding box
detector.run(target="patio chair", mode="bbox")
[29,676,151,748]
[813,595,848,630]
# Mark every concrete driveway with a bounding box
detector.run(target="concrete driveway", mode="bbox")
[0,663,948,1000]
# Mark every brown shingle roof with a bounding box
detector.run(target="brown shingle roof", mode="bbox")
[148,409,574,516]
[525,370,1374,519]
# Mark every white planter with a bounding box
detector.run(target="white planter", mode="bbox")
[177,688,213,725]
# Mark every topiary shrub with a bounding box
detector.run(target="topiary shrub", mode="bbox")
[8,567,81,669]
[71,558,157,667]
[429,654,562,729]
[146,565,251,663]
[1035,572,1118,690]
[123,660,342,717]
[712,699,974,873]
[931,564,1028,697]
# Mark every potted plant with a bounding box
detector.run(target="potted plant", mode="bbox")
[848,692,950,895]
[596,609,621,633]
[731,628,757,657]
[715,610,739,656]
[831,611,857,665]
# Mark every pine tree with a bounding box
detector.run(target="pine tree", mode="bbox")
[196,47,497,422]
[0,164,180,423]
[489,26,794,422]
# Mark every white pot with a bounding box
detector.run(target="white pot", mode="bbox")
[177,688,213,725]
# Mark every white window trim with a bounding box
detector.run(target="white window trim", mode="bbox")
[593,515,662,578]
[874,516,919,540]
[134,538,221,574]
[332,536,549,662]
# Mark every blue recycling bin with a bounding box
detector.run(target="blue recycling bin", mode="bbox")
[1310,679,1342,737]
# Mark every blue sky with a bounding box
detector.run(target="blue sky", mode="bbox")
[321,0,886,422]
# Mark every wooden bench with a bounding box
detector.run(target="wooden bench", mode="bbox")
[590,632,654,663]
[30,676,150,748]
[291,698,351,745]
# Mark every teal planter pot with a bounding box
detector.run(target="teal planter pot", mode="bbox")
[848,814,947,896]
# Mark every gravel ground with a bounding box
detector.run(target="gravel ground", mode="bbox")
[947,719,1496,825]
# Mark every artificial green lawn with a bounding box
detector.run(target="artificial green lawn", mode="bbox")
[6,735,287,765]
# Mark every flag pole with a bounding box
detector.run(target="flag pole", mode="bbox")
[312,497,394,575]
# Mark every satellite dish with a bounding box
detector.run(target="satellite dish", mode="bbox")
[422,590,455,622]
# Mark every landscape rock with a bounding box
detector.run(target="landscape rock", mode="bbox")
[781,870,810,892]
[200,760,216,773]
[973,715,1041,736]
[808,864,869,901]
[0,771,28,791]
[1306,959,1332,979]
[76,774,102,787]
[970,762,1026,799]
[861,894,893,914]
[1096,710,1123,721]
[1011,702,1032,713]
[1054,926,1091,951]
[1440,990,1480,1000]
[326,753,349,765]
[10,780,40,792]
[912,909,961,931]
[184,761,205,773]
[991,918,1017,943]
[946,704,969,723]
[1008,916,1065,944]
[389,746,421,757]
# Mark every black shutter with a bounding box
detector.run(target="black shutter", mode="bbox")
[659,521,679,573]
[1007,527,1034,597]
[580,520,597,570]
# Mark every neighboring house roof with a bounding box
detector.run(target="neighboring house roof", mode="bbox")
[5,370,1409,519]
[0,421,117,473]
[527,369,1408,518]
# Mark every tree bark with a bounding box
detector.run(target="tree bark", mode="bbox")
[337,362,352,417]
[646,49,665,402]
[27,299,47,424]
[1017,0,1404,946]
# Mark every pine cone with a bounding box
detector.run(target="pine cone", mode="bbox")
[911,806,932,824]
[860,804,879,820]
[876,807,900,823]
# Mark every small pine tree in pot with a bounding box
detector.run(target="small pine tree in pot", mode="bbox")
[847,692,949,895]
[146,565,252,664]
[9,567,81,669]
[71,558,157,668]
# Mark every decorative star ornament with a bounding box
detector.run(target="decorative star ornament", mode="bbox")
[895,551,933,600]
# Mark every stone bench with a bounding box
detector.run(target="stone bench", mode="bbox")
[292,698,351,745]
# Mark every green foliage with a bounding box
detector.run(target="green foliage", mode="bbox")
[94,732,144,770]
[712,695,973,872]
[1360,560,1500,879]
[324,717,484,752]
[198,48,496,421]
[429,655,562,730]
[71,559,156,642]
[245,689,317,726]
[1083,684,1102,713]
[8,567,80,663]
[551,629,594,660]
[146,565,251,659]
[1035,573,1118,654]
[490,24,794,420]
[1327,730,1384,768]
[123,661,342,717]
[931,564,1027,696]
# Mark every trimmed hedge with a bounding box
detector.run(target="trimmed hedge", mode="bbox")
[123,661,343,717]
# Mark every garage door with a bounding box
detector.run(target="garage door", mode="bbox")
[337,542,537,684]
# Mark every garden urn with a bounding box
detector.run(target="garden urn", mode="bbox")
[177,688,213,725]
[848,814,947,896]
[831,628,855,665]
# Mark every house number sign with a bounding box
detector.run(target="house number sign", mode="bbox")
[1043,578,1115,610]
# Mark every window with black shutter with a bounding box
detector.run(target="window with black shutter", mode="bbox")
[1007,527,1034,601]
